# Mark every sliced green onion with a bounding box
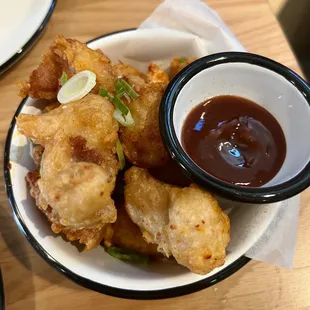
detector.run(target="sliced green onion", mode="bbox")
[115,78,139,100]
[123,93,131,104]
[179,57,187,63]
[99,87,114,102]
[114,80,126,98]
[57,70,96,104]
[112,95,129,116]
[113,109,135,127]
[99,87,130,116]
[116,139,126,169]
[60,72,68,86]
[106,246,149,265]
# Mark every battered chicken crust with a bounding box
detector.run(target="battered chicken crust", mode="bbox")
[18,51,62,99]
[26,169,114,251]
[168,185,230,274]
[17,94,119,175]
[19,34,115,99]
[119,75,169,168]
[124,167,172,255]
[124,167,230,274]
[111,205,159,256]
[113,63,146,80]
[146,63,169,85]
[169,57,196,78]
[18,94,119,250]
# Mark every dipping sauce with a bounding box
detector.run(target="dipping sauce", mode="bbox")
[181,95,286,187]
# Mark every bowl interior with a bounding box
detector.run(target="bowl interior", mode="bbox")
[6,29,284,296]
[173,62,310,187]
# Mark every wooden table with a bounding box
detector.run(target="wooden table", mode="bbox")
[0,0,309,309]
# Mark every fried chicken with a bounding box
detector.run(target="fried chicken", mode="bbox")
[18,51,63,99]
[26,169,114,251]
[119,75,169,168]
[124,167,230,274]
[18,94,119,250]
[146,63,169,85]
[169,57,196,78]
[113,63,146,80]
[167,185,230,274]
[111,205,159,256]
[19,35,115,99]
[17,94,119,173]
[124,167,172,255]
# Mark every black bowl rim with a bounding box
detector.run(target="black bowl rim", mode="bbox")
[0,0,57,75]
[160,52,310,204]
[3,29,250,300]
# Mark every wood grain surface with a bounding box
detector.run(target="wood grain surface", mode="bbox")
[0,0,309,309]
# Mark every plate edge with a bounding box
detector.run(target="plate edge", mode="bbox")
[0,0,57,75]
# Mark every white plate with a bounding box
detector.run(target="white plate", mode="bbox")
[0,0,56,74]
[4,29,282,299]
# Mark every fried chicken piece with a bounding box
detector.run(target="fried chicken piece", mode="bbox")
[146,63,169,85]
[26,169,113,251]
[113,63,146,80]
[43,102,61,113]
[18,94,119,250]
[50,35,115,93]
[19,35,115,99]
[168,185,230,274]
[18,51,63,99]
[119,75,169,168]
[17,94,119,175]
[39,162,117,228]
[125,168,172,254]
[169,57,196,78]
[111,206,159,256]
[124,167,230,274]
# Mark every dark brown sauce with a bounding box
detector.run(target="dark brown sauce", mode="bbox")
[181,95,286,187]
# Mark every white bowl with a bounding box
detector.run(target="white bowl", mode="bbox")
[4,29,293,299]
[160,52,310,203]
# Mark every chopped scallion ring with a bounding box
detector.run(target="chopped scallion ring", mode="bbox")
[113,109,135,127]
[116,139,126,169]
[115,78,139,99]
[59,72,68,86]
[179,57,187,63]
[57,70,96,104]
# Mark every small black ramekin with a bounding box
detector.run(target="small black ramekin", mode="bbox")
[159,52,310,204]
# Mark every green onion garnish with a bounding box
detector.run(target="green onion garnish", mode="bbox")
[179,57,187,63]
[99,87,114,102]
[60,72,68,86]
[113,109,135,127]
[112,95,129,116]
[116,139,126,169]
[115,78,139,100]
[99,87,129,116]
[106,246,149,265]
[114,80,126,98]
